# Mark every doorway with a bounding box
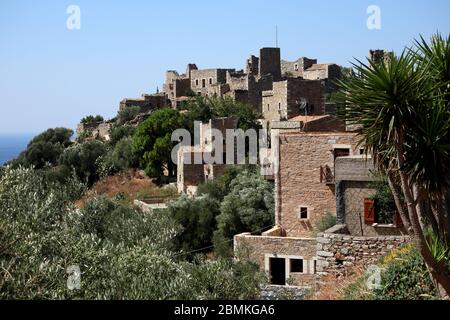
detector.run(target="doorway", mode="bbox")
[269,258,286,285]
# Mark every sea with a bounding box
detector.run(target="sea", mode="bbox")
[0,133,36,166]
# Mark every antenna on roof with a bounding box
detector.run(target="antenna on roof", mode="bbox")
[276,25,278,48]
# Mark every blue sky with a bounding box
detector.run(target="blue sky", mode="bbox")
[1,0,449,134]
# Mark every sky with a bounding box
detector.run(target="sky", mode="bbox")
[0,0,449,134]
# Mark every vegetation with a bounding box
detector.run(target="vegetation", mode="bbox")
[59,140,106,186]
[81,115,104,124]
[117,106,141,125]
[336,32,450,296]
[166,195,221,257]
[132,108,185,178]
[183,96,261,132]
[0,167,266,299]
[166,167,274,258]
[314,212,336,233]
[213,170,275,256]
[368,176,397,224]
[10,128,73,169]
[344,245,437,300]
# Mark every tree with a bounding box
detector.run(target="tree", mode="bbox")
[214,170,274,256]
[166,195,221,256]
[336,32,450,297]
[11,128,73,169]
[117,106,141,125]
[0,167,265,299]
[59,140,106,185]
[132,108,185,178]
[109,125,135,147]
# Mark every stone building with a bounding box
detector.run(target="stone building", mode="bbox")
[262,78,324,122]
[158,47,339,115]
[177,116,239,195]
[281,57,317,78]
[235,130,410,287]
[235,130,361,286]
[334,155,406,237]
[119,92,168,113]
[76,121,114,141]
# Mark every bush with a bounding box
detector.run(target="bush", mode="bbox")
[109,125,135,147]
[117,106,141,125]
[343,245,437,300]
[0,167,265,299]
[81,115,104,124]
[373,245,437,300]
[184,96,261,132]
[314,212,336,233]
[59,140,106,186]
[11,128,74,169]
[214,170,274,256]
[166,195,221,256]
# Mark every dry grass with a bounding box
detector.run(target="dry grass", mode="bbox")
[75,169,176,208]
[310,265,366,300]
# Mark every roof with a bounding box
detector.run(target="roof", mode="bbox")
[288,114,330,123]
[305,63,334,71]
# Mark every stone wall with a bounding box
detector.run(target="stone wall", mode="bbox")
[276,132,359,238]
[77,121,113,141]
[316,225,410,273]
[234,233,317,287]
[260,285,309,300]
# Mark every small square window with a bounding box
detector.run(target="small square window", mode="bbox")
[299,207,308,219]
[290,259,303,273]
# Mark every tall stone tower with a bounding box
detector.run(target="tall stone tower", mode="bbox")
[259,47,281,80]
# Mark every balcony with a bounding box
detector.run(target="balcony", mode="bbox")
[320,165,335,185]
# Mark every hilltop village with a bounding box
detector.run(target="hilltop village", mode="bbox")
[77,47,408,292]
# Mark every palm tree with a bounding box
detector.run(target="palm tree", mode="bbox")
[336,33,450,297]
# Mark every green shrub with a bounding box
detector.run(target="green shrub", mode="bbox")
[314,212,336,233]
[166,195,221,257]
[214,170,274,257]
[109,125,135,146]
[117,106,141,125]
[343,245,437,300]
[59,140,106,186]
[81,115,104,124]
[11,128,74,169]
[0,167,266,299]
[373,245,437,300]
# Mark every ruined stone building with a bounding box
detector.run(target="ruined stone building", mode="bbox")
[163,47,339,117]
[177,116,239,195]
[119,92,168,113]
